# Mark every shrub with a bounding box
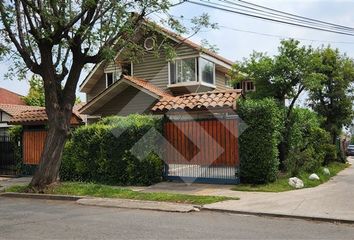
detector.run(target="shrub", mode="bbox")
[286,108,330,175]
[60,114,164,186]
[237,98,283,184]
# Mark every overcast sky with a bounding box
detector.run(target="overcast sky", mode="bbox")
[1,0,354,101]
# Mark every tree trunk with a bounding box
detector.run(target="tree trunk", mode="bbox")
[29,109,71,192]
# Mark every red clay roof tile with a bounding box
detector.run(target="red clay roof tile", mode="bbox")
[151,90,242,112]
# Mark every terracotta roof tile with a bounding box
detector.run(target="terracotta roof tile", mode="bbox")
[7,105,83,125]
[0,104,42,116]
[151,90,242,112]
[0,88,26,105]
[123,75,173,98]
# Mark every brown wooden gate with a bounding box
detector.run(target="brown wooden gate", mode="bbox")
[163,117,240,184]
[23,129,47,165]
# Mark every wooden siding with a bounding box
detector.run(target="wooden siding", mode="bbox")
[215,71,232,91]
[133,45,198,91]
[92,86,158,117]
[164,118,239,167]
[87,75,106,102]
[23,130,47,165]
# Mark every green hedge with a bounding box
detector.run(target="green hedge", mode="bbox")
[60,115,164,186]
[286,108,332,175]
[237,99,283,184]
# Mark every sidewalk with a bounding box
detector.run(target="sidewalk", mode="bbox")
[0,177,31,192]
[145,158,354,222]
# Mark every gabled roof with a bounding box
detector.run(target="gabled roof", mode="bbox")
[151,90,242,113]
[79,19,234,92]
[0,104,41,116]
[9,106,84,125]
[79,75,173,114]
[0,88,26,105]
[150,21,233,66]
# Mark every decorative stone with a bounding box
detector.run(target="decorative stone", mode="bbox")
[309,173,320,180]
[288,177,304,189]
[323,168,330,175]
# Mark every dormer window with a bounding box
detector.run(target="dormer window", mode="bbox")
[168,57,215,86]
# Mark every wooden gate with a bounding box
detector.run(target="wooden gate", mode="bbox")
[163,116,240,184]
[23,129,47,165]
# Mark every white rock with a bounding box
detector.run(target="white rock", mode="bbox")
[323,168,330,175]
[309,173,320,180]
[288,177,304,189]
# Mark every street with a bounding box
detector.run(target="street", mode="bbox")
[1,198,354,240]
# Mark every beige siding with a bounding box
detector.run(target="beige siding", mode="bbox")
[92,86,158,117]
[133,45,198,91]
[86,75,106,102]
[215,71,232,91]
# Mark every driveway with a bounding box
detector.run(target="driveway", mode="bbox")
[146,157,354,221]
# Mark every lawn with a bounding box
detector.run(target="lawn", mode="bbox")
[232,162,350,192]
[6,182,238,205]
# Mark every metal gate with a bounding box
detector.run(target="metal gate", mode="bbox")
[163,116,240,184]
[0,135,16,175]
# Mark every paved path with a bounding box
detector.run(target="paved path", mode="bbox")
[203,158,354,221]
[0,177,31,192]
[146,157,354,221]
[1,197,354,240]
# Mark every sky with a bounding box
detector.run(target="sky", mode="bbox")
[1,0,354,102]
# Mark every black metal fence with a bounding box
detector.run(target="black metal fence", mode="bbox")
[0,135,16,175]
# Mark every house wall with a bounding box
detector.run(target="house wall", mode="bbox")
[85,45,232,101]
[92,86,158,117]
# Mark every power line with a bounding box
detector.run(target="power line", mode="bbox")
[218,25,354,45]
[234,0,354,31]
[207,0,353,32]
[186,0,354,36]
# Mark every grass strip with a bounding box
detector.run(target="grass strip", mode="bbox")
[232,162,350,192]
[6,182,238,205]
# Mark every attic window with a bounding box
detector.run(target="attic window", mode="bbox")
[105,72,119,88]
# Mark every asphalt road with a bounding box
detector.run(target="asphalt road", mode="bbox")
[1,198,354,240]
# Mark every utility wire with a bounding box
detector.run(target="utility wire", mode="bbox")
[216,0,354,32]
[187,0,354,36]
[235,0,354,31]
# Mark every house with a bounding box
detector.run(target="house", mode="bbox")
[78,20,251,184]
[0,88,28,136]
[79,20,254,123]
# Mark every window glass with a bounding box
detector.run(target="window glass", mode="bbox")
[200,58,214,84]
[170,58,196,84]
[122,62,132,76]
[106,72,114,87]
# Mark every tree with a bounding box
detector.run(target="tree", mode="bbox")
[0,0,212,191]
[308,47,354,145]
[232,39,321,169]
[23,75,45,106]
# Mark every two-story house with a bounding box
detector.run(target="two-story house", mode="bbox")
[79,21,254,122]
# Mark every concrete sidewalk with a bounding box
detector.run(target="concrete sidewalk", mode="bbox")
[145,158,354,222]
[0,176,31,192]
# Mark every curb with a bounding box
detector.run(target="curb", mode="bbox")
[0,192,82,201]
[201,207,354,225]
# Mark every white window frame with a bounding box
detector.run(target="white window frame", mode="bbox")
[168,55,199,85]
[105,71,119,88]
[244,80,256,92]
[198,57,216,87]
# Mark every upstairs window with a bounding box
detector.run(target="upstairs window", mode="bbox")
[199,58,215,85]
[244,81,255,92]
[169,57,215,85]
[105,71,120,88]
[169,58,197,84]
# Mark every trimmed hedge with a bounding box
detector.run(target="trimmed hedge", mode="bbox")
[60,115,164,186]
[237,99,283,184]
